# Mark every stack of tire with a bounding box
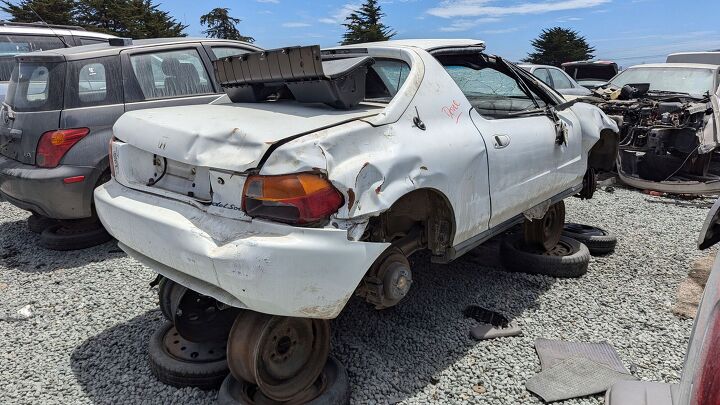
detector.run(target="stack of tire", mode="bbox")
[501,223,617,278]
[149,277,350,404]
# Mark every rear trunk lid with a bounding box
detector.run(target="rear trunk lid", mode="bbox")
[113,101,382,173]
[0,54,66,164]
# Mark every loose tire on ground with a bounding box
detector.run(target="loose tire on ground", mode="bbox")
[217,356,350,405]
[39,221,112,251]
[500,234,590,278]
[562,223,617,256]
[27,214,58,234]
[148,321,229,390]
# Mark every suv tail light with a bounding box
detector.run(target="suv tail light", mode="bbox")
[242,173,343,225]
[691,305,720,405]
[36,128,90,168]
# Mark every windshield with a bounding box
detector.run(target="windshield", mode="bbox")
[609,67,715,96]
[5,61,65,111]
[0,35,66,82]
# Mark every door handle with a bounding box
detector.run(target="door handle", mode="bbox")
[493,134,511,149]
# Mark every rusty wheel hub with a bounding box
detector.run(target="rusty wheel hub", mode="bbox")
[227,311,331,402]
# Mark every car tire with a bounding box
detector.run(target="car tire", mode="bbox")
[27,214,58,234]
[39,221,112,251]
[148,321,229,390]
[562,223,617,256]
[158,277,179,321]
[500,234,590,278]
[217,356,350,405]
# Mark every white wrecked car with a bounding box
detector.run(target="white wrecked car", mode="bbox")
[95,40,619,399]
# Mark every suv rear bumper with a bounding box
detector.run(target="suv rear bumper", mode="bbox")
[0,154,97,219]
[94,180,389,319]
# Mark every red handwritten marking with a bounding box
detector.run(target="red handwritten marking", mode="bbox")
[442,100,462,123]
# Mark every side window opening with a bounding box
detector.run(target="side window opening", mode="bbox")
[549,68,573,89]
[211,46,249,59]
[437,54,548,119]
[65,56,122,108]
[364,59,410,102]
[535,68,552,87]
[129,49,214,100]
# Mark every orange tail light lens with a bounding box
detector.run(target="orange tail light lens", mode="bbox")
[242,173,344,225]
[36,128,90,168]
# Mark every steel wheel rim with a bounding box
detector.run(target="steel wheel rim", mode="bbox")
[227,312,331,402]
[543,239,573,256]
[162,325,226,363]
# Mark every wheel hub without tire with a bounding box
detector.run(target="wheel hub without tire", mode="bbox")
[163,324,226,363]
[227,311,331,402]
[523,201,566,252]
[172,288,240,343]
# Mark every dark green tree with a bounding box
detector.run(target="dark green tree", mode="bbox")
[0,0,77,26]
[75,0,186,38]
[200,7,254,43]
[341,0,394,45]
[523,27,595,66]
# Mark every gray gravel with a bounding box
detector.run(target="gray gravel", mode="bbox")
[0,186,715,405]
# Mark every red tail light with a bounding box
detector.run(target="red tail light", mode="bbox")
[691,306,720,405]
[36,128,89,168]
[242,173,343,225]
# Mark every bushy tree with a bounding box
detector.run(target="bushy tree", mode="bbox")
[523,27,595,67]
[341,0,394,45]
[75,0,186,38]
[0,0,77,26]
[200,7,254,43]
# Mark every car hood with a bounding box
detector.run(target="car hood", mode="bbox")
[113,101,382,172]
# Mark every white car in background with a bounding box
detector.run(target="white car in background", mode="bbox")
[520,63,593,99]
[95,39,619,401]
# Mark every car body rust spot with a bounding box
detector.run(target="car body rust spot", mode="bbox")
[347,188,356,210]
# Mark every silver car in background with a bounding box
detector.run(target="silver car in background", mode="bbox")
[520,63,593,98]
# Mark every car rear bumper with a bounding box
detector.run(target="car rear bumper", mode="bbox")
[0,154,97,219]
[94,180,389,319]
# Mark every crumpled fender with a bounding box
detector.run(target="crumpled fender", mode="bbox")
[568,102,620,171]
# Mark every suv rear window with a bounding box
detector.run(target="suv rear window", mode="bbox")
[0,35,66,81]
[6,61,65,112]
[64,56,123,108]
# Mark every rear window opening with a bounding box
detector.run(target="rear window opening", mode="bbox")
[6,61,65,112]
[0,34,67,82]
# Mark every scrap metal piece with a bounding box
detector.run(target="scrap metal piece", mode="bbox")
[470,321,521,340]
[535,338,629,373]
[526,357,637,402]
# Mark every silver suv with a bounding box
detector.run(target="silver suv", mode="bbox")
[0,37,261,250]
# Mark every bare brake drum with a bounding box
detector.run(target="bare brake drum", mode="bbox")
[523,200,566,252]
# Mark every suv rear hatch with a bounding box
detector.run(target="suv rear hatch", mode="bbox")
[0,54,65,164]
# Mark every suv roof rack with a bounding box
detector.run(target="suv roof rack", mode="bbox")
[0,20,86,31]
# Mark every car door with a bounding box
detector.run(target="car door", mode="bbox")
[445,63,581,228]
[122,44,222,113]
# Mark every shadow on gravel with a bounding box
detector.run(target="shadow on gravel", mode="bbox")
[331,236,555,403]
[68,236,552,404]
[0,219,123,273]
[70,310,217,405]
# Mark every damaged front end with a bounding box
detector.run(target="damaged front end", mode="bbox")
[592,87,720,194]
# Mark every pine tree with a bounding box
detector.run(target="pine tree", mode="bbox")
[341,0,394,45]
[523,27,595,67]
[0,0,77,26]
[75,0,186,38]
[200,8,254,43]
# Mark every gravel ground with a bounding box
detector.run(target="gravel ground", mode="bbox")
[0,186,716,405]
